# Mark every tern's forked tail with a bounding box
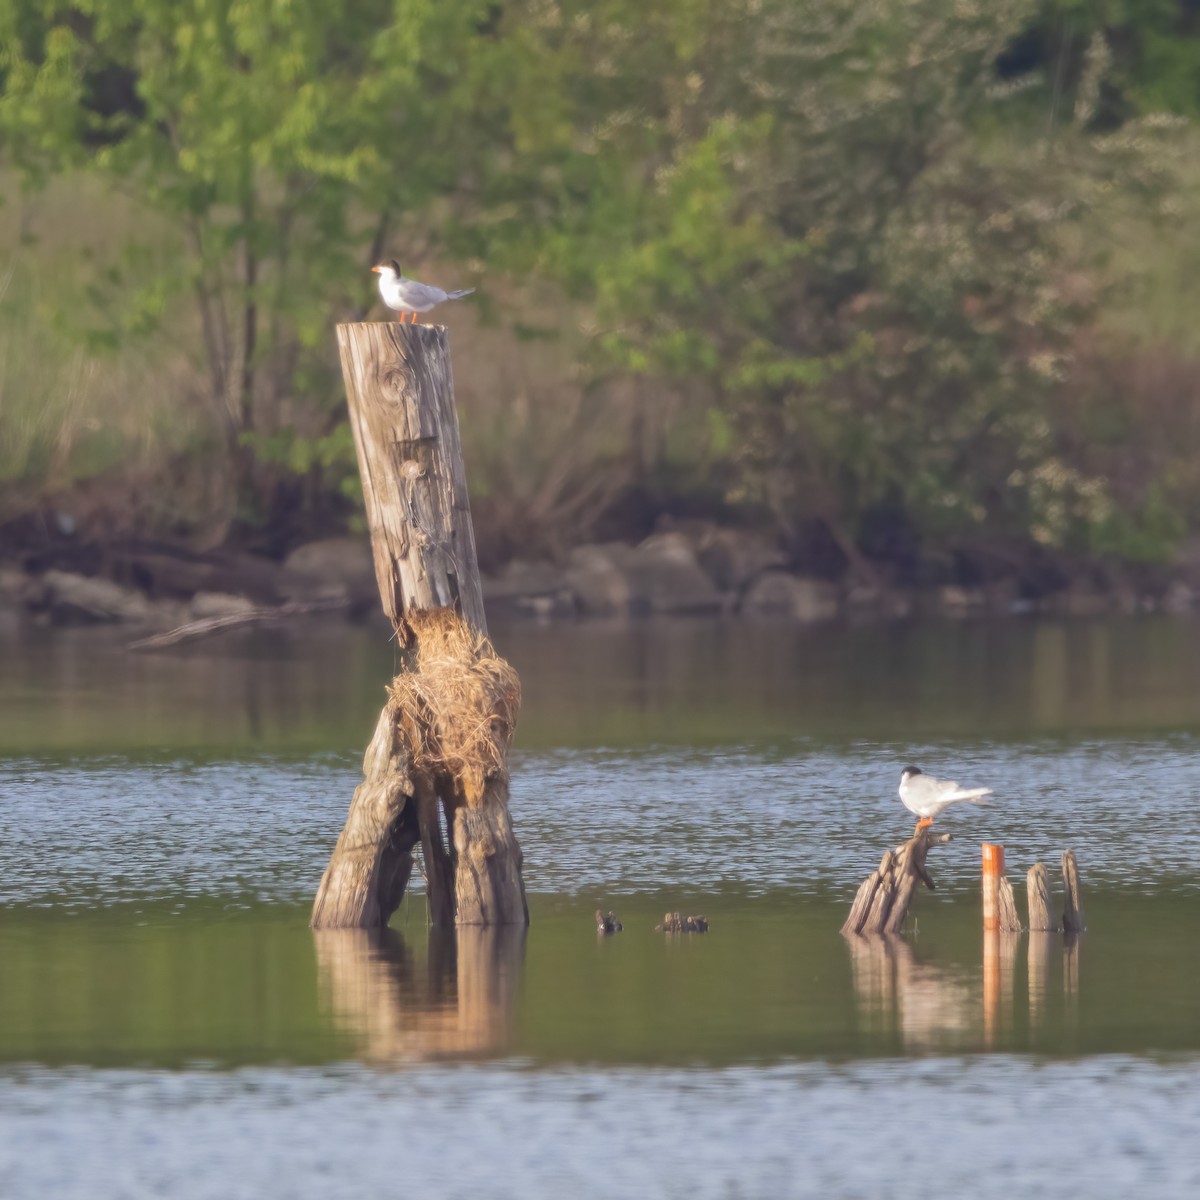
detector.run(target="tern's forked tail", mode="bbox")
[952,787,992,803]
[446,288,475,300]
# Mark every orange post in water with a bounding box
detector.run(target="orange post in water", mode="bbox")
[982,843,1005,933]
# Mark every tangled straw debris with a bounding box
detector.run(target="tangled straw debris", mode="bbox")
[386,608,520,807]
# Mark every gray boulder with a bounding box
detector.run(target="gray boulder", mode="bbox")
[282,537,375,606]
[563,544,637,617]
[0,565,29,615]
[1039,583,1110,617]
[482,560,576,619]
[627,532,723,615]
[1163,580,1195,615]
[740,571,839,621]
[38,570,154,624]
[929,585,986,617]
[692,527,786,593]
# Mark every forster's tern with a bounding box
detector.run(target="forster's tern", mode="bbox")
[899,765,991,828]
[371,260,475,323]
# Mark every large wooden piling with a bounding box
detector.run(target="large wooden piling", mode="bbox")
[336,322,487,634]
[311,322,528,930]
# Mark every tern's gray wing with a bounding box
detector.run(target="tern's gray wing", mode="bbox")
[398,278,449,306]
[915,774,957,797]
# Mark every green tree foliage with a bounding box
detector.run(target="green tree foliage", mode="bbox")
[479,0,1188,567]
[1,0,1195,569]
[0,0,504,529]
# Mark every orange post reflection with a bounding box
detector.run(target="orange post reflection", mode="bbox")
[982,927,1017,1047]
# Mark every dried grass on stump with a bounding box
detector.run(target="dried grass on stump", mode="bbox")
[389,608,520,808]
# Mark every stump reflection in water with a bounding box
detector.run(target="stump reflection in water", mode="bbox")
[846,928,1083,1051]
[845,934,975,1052]
[314,924,526,1063]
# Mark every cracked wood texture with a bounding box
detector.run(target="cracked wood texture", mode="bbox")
[312,322,527,929]
[336,321,486,638]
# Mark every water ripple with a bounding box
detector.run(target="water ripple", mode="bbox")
[2,736,1198,907]
[0,1058,1198,1199]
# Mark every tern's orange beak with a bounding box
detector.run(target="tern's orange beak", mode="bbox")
[371,265,383,273]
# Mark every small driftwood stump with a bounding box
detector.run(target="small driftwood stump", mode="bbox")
[996,876,1023,933]
[1062,849,1085,933]
[312,323,527,929]
[842,827,951,936]
[1026,863,1059,932]
[655,913,709,933]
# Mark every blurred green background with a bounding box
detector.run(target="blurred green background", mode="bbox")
[3,0,1200,581]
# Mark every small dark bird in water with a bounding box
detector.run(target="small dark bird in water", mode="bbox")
[596,910,622,934]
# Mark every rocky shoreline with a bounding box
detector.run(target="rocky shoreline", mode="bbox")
[1,526,1198,634]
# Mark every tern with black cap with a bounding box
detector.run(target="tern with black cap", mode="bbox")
[371,260,475,323]
[899,765,992,828]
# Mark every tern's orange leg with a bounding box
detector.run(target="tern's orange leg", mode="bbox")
[915,817,933,829]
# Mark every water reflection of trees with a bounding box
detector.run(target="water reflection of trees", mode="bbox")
[314,925,526,1063]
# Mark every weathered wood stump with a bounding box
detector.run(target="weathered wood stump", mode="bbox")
[311,322,528,929]
[996,876,1022,933]
[982,843,1023,933]
[842,826,951,936]
[1062,849,1085,933]
[1026,863,1059,932]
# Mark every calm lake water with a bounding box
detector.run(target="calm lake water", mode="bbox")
[2,616,1200,1198]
